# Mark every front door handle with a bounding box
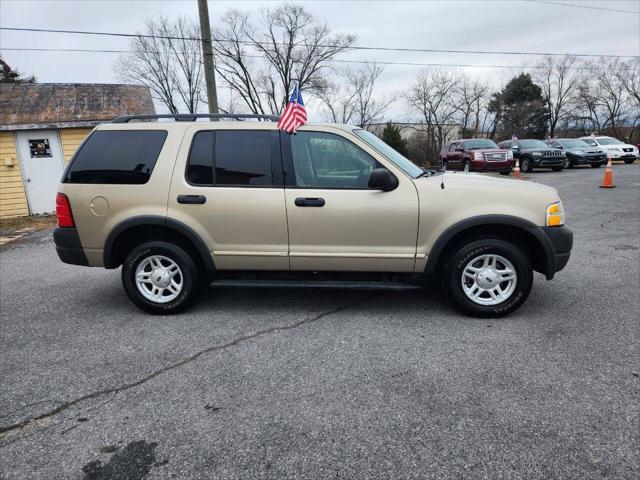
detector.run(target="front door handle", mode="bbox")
[295,197,325,207]
[177,194,206,204]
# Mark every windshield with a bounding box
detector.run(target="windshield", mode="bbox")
[518,140,549,149]
[558,139,590,148]
[354,129,423,178]
[596,137,623,145]
[463,139,498,150]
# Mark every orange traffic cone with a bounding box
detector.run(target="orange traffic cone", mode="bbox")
[599,156,615,189]
[512,164,521,178]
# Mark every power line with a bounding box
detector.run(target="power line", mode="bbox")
[2,47,633,71]
[523,0,640,14]
[1,26,638,59]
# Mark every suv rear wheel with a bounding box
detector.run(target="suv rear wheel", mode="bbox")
[122,241,201,315]
[442,238,533,318]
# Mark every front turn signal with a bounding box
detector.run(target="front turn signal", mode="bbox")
[546,201,565,227]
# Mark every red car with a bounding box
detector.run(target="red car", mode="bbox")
[442,139,515,175]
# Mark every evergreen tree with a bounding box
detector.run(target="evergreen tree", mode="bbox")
[0,57,36,84]
[381,122,409,155]
[489,73,548,139]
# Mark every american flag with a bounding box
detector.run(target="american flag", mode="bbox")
[277,84,307,133]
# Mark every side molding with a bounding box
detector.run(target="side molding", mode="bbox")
[103,216,216,273]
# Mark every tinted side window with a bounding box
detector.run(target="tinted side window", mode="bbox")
[290,132,380,189]
[64,130,167,184]
[187,131,214,185]
[186,130,276,186]
[215,131,271,186]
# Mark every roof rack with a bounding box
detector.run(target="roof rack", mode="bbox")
[111,113,280,123]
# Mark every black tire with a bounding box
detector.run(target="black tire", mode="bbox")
[590,163,601,168]
[122,241,201,315]
[520,158,533,173]
[499,171,511,176]
[551,166,563,172]
[624,158,636,164]
[463,160,470,172]
[441,238,533,318]
[563,157,572,169]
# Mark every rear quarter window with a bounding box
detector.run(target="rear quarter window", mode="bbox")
[64,130,167,184]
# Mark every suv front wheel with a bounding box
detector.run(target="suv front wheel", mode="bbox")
[122,241,201,315]
[442,238,533,318]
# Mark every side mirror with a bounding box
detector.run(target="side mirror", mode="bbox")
[368,168,398,192]
[512,145,520,151]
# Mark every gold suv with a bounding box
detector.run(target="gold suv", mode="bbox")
[54,114,572,317]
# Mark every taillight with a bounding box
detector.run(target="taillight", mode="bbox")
[56,193,75,228]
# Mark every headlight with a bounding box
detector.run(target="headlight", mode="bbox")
[569,150,583,155]
[533,152,542,157]
[474,152,484,160]
[507,150,513,160]
[546,201,565,227]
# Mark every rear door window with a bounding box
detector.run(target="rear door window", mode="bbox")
[64,130,167,184]
[186,130,279,187]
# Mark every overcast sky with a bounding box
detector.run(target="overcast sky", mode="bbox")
[1,0,639,120]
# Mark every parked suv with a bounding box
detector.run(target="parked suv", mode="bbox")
[547,138,606,168]
[579,136,638,164]
[441,139,515,175]
[54,114,572,318]
[498,139,564,172]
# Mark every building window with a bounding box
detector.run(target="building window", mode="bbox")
[29,139,52,158]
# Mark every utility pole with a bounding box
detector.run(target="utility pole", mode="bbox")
[197,0,219,114]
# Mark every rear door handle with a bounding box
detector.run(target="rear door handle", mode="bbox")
[295,197,325,207]
[177,194,206,204]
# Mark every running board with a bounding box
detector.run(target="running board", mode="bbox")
[209,279,423,291]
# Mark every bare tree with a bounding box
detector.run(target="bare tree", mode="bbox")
[534,55,581,138]
[616,58,640,108]
[116,16,204,113]
[319,64,391,127]
[454,74,491,137]
[215,4,356,115]
[593,58,629,138]
[405,69,460,162]
[571,58,635,138]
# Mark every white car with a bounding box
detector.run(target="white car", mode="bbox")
[579,136,638,164]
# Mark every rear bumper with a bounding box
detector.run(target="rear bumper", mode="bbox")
[53,227,89,266]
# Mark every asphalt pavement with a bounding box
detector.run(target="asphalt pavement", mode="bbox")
[1,164,639,479]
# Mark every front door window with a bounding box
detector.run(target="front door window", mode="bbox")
[290,131,380,189]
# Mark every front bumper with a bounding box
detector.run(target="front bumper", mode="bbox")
[566,153,607,165]
[531,225,573,279]
[471,159,515,172]
[53,227,89,266]
[608,150,638,159]
[533,157,564,167]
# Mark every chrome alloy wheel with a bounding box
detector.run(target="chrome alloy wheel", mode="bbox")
[135,255,183,303]
[461,254,517,306]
